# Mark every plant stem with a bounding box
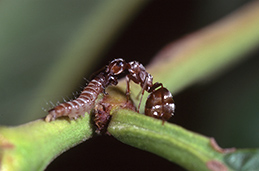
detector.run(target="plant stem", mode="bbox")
[108,109,231,171]
[0,115,93,171]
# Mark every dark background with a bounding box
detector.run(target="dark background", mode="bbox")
[45,0,259,170]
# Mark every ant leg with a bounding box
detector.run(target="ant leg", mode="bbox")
[137,89,145,113]
[126,75,131,102]
[102,88,108,95]
[137,78,148,112]
[162,119,165,125]
[148,82,162,92]
[101,83,108,95]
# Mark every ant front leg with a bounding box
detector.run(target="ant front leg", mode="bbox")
[126,75,131,102]
[148,82,163,93]
[137,78,149,112]
[126,75,143,112]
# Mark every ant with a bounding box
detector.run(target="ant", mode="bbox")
[93,58,164,111]
[108,58,175,121]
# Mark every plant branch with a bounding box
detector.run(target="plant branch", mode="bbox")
[0,115,93,171]
[108,109,226,171]
[108,109,259,171]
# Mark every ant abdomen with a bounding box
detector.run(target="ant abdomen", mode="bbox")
[145,87,175,122]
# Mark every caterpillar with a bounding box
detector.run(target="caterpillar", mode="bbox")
[45,58,126,122]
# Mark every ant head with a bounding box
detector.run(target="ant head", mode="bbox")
[107,58,127,75]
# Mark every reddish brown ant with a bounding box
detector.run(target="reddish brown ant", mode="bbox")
[118,59,175,122]
[107,58,175,122]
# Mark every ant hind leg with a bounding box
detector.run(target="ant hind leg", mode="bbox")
[125,76,131,102]
[137,78,149,112]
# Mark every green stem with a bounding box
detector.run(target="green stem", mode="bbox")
[108,109,228,171]
[108,109,259,171]
[0,115,93,171]
[149,0,259,93]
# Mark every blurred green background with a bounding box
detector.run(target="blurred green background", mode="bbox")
[0,0,258,170]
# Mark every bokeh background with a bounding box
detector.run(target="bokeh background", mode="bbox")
[0,0,258,170]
